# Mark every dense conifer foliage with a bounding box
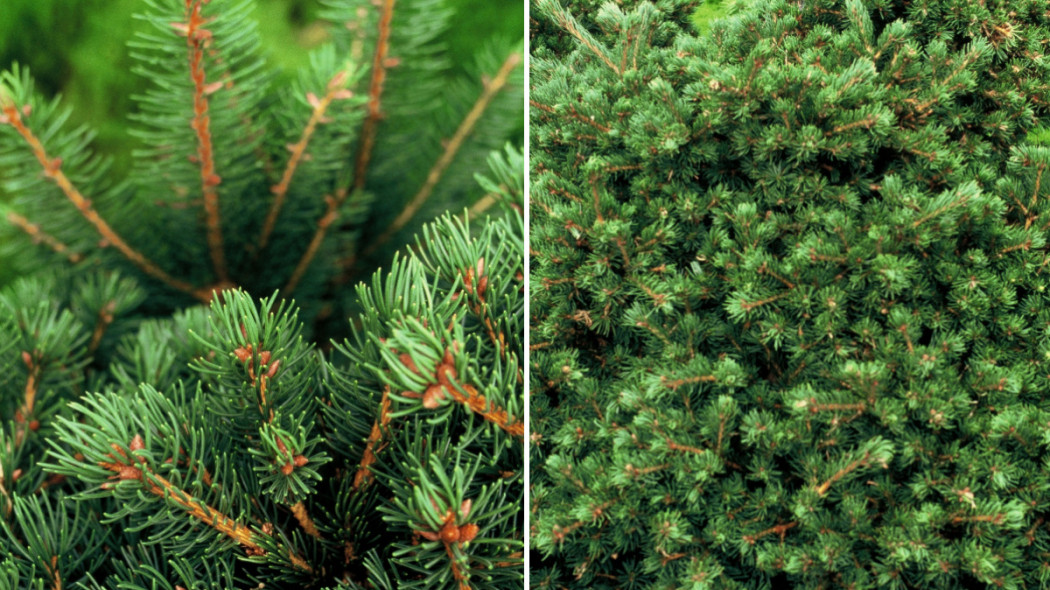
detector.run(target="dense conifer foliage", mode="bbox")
[530,0,1050,587]
[0,0,524,588]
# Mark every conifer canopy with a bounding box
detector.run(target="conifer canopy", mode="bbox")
[530,0,1050,587]
[0,0,525,588]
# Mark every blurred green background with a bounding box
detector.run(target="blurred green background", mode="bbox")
[0,0,523,285]
[0,0,522,161]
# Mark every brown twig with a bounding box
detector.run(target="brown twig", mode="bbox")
[660,374,717,390]
[415,504,480,590]
[346,49,522,271]
[466,190,501,219]
[233,333,279,421]
[290,500,322,539]
[950,513,1005,525]
[529,99,612,133]
[666,440,706,455]
[590,172,604,223]
[815,451,871,496]
[448,382,524,438]
[14,351,41,448]
[460,259,510,359]
[738,291,791,314]
[178,0,228,283]
[351,0,396,190]
[742,521,797,545]
[99,436,314,572]
[445,542,470,590]
[88,301,116,356]
[49,555,61,590]
[544,5,620,75]
[234,336,324,542]
[1025,162,1046,230]
[911,193,972,228]
[5,212,83,264]
[353,387,392,490]
[0,105,208,301]
[281,187,348,296]
[100,441,258,549]
[398,346,524,438]
[259,69,352,251]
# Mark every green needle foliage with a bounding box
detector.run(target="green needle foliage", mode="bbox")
[531,0,1050,588]
[0,0,523,320]
[0,147,524,587]
[0,0,524,587]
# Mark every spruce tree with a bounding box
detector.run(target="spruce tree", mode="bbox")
[530,0,1050,588]
[0,0,524,588]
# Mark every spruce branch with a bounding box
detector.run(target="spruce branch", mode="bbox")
[352,386,391,491]
[352,0,397,192]
[96,435,260,550]
[0,0,523,585]
[260,67,356,252]
[446,379,524,439]
[282,185,360,297]
[529,99,612,133]
[0,103,208,302]
[290,500,322,540]
[176,0,228,284]
[465,191,500,219]
[345,49,523,274]
[13,351,41,449]
[4,212,83,264]
[535,0,621,75]
[86,300,116,356]
[741,521,798,545]
[45,385,317,575]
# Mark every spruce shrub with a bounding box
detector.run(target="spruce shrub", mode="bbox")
[0,0,524,588]
[530,0,1050,588]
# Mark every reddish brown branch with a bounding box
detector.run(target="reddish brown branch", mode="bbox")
[660,374,717,390]
[6,212,83,264]
[233,335,278,420]
[282,187,347,296]
[88,301,116,356]
[398,346,524,438]
[290,500,322,539]
[446,543,470,590]
[624,463,669,477]
[742,521,797,545]
[590,172,604,223]
[415,505,480,590]
[1026,163,1046,230]
[459,259,510,360]
[0,105,208,301]
[545,7,620,75]
[911,194,972,228]
[950,513,1005,525]
[100,442,259,549]
[353,387,392,490]
[49,555,61,590]
[179,0,227,283]
[738,290,791,313]
[13,352,41,447]
[815,451,871,496]
[99,436,313,572]
[466,190,500,219]
[529,99,611,133]
[666,439,706,455]
[352,0,396,191]
[448,382,524,438]
[347,49,522,271]
[259,70,352,251]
